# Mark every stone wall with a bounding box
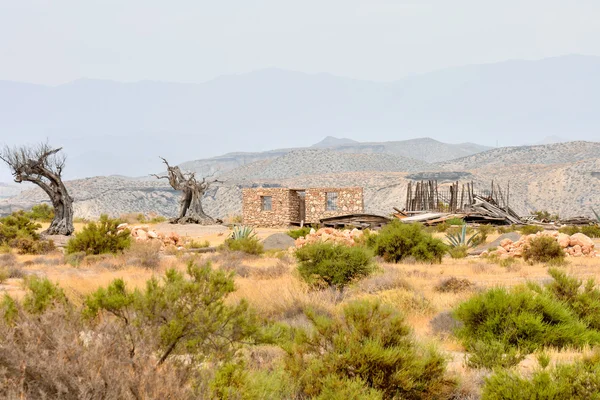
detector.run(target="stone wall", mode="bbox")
[243,187,364,227]
[242,188,295,228]
[305,187,364,222]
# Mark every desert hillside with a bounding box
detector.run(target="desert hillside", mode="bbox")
[2,141,599,220]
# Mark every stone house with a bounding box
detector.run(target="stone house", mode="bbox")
[242,187,364,227]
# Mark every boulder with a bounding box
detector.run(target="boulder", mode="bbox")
[557,233,571,248]
[570,233,595,249]
[263,233,296,251]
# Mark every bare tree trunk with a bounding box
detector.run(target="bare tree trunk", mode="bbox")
[152,158,219,225]
[0,143,75,236]
[47,191,75,235]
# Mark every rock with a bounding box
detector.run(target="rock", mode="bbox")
[147,230,158,239]
[500,239,513,248]
[136,230,148,240]
[557,233,571,248]
[117,223,129,230]
[263,233,296,250]
[570,233,595,249]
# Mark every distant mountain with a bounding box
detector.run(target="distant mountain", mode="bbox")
[1,54,599,180]
[311,136,359,148]
[222,148,428,180]
[177,137,489,177]
[435,141,600,170]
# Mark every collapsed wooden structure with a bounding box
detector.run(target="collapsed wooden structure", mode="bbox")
[401,180,521,225]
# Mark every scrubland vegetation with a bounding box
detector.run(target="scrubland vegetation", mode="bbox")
[1,210,600,398]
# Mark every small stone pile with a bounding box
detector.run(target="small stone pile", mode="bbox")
[294,227,364,248]
[117,223,182,247]
[484,231,598,259]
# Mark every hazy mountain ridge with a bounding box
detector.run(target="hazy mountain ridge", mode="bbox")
[177,137,489,177]
[1,54,599,180]
[435,141,600,170]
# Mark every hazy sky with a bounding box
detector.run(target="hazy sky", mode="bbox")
[2,0,600,85]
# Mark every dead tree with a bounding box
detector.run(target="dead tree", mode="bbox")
[0,143,74,235]
[152,157,219,225]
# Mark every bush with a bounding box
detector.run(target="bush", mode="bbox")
[581,225,600,238]
[435,277,474,293]
[284,300,454,399]
[287,226,312,239]
[523,236,565,264]
[224,237,264,255]
[483,351,600,400]
[25,203,55,222]
[123,241,161,269]
[9,237,55,255]
[545,268,600,330]
[446,217,465,226]
[295,242,376,289]
[519,225,544,235]
[448,245,469,259]
[560,225,600,238]
[22,276,68,314]
[186,239,210,249]
[66,215,131,255]
[453,285,600,368]
[84,260,260,365]
[0,211,41,243]
[370,221,447,263]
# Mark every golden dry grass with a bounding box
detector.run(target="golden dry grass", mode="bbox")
[2,240,600,382]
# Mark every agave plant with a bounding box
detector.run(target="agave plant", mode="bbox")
[231,225,256,240]
[446,225,480,248]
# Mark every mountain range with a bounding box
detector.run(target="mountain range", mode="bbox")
[2,140,599,220]
[1,54,599,180]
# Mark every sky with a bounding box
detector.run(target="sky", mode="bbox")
[1,0,600,85]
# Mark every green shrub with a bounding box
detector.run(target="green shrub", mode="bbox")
[446,217,465,226]
[224,237,264,255]
[453,285,600,368]
[295,242,376,289]
[284,300,454,399]
[545,268,600,330]
[25,203,54,222]
[371,221,447,263]
[483,351,600,400]
[465,339,525,369]
[0,211,41,244]
[580,225,600,238]
[558,225,600,238]
[84,260,260,365]
[287,226,312,239]
[186,239,210,249]
[519,225,544,235]
[559,225,581,236]
[448,245,469,259]
[66,215,131,255]
[523,236,565,264]
[22,276,67,314]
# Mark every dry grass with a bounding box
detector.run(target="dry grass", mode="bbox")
[2,243,600,391]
